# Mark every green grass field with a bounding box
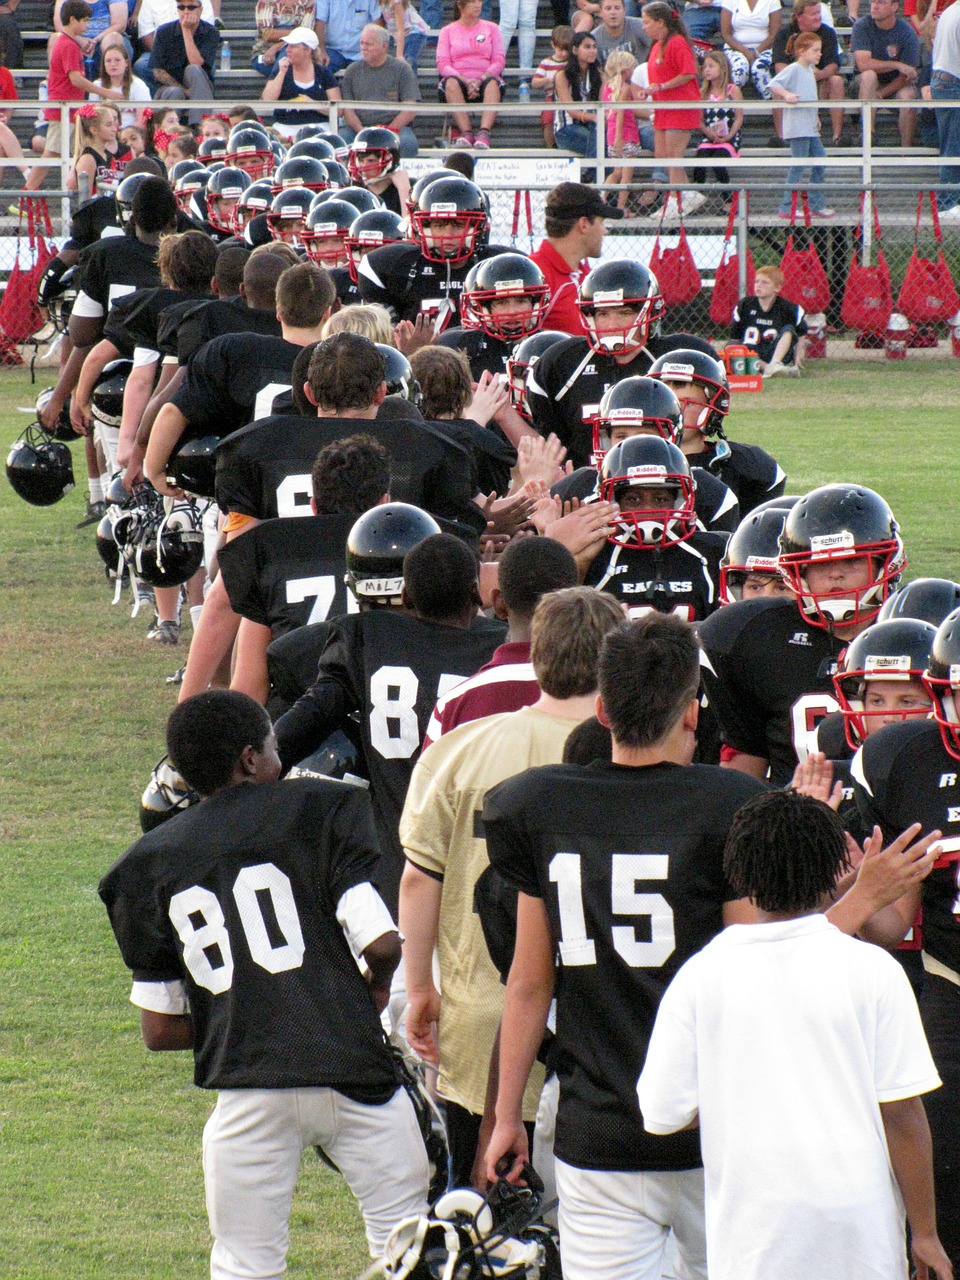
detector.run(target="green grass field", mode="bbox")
[2,357,959,1278]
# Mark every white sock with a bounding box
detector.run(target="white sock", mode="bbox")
[190,604,203,632]
[88,476,103,503]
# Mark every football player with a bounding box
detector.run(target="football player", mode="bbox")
[276,530,505,911]
[718,499,798,605]
[346,126,410,216]
[699,483,906,784]
[438,252,551,381]
[483,613,766,1280]
[582,434,727,621]
[648,348,787,515]
[357,175,514,329]
[99,691,429,1280]
[400,588,624,1186]
[526,259,717,468]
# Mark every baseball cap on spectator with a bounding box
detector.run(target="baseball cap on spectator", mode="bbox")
[285,27,319,48]
[546,182,624,221]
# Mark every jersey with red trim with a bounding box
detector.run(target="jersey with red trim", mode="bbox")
[356,241,516,326]
[584,533,727,621]
[687,439,786,517]
[422,640,538,749]
[698,596,843,784]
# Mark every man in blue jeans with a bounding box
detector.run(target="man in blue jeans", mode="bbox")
[316,0,382,72]
[932,0,960,219]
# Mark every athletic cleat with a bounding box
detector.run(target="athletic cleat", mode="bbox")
[147,619,180,646]
[77,499,105,529]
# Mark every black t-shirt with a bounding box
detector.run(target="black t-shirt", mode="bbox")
[172,333,301,439]
[160,295,283,366]
[358,241,517,326]
[214,412,484,533]
[771,19,840,69]
[527,333,719,469]
[730,296,808,363]
[75,235,162,320]
[583,531,727,621]
[687,439,786,517]
[217,512,357,636]
[438,327,514,381]
[854,718,960,973]
[552,465,740,535]
[483,759,766,1171]
[98,778,400,1097]
[103,286,210,360]
[275,611,505,911]
[697,596,843,783]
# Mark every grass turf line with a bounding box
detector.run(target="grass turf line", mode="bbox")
[1,358,959,1277]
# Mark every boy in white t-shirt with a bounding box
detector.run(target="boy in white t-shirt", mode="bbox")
[638,788,952,1280]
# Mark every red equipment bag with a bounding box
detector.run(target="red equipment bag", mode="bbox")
[841,195,892,334]
[779,192,831,314]
[650,202,702,308]
[0,198,56,347]
[896,191,960,324]
[710,192,755,327]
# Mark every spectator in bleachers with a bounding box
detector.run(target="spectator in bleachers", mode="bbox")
[339,24,421,155]
[151,0,221,126]
[772,0,846,143]
[852,0,920,144]
[54,0,132,70]
[0,1,23,72]
[769,30,836,217]
[93,42,150,125]
[693,49,742,205]
[0,65,28,179]
[603,50,645,211]
[70,101,130,192]
[573,0,602,36]
[640,1,705,217]
[553,30,602,160]
[260,26,340,138]
[592,0,652,65]
[135,0,216,86]
[498,0,538,80]
[533,23,573,145]
[251,0,320,76]
[438,0,505,150]
[931,0,960,217]
[720,0,781,97]
[378,0,432,70]
[316,0,382,71]
[683,0,725,54]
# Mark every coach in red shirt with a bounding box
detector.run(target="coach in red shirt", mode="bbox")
[531,182,623,337]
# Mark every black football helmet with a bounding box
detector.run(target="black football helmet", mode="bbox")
[270,155,329,195]
[599,435,696,550]
[923,608,960,761]
[6,423,75,506]
[284,728,367,787]
[95,505,124,575]
[375,344,421,406]
[778,485,905,631]
[410,177,488,264]
[320,184,381,217]
[506,330,568,420]
[35,386,81,442]
[407,168,449,220]
[225,124,275,181]
[347,126,401,185]
[648,348,731,441]
[301,198,358,266]
[460,253,549,340]
[232,178,274,233]
[139,755,201,832]
[314,129,350,161]
[320,158,350,189]
[345,503,441,606]
[833,618,936,749]
[719,504,796,604]
[115,171,155,226]
[590,376,684,466]
[287,136,336,164]
[174,167,211,218]
[345,208,405,282]
[198,135,227,165]
[292,122,327,144]
[266,186,313,245]
[37,259,78,336]
[167,435,219,499]
[169,158,201,186]
[205,165,251,232]
[578,259,666,357]
[91,358,132,432]
[118,493,205,589]
[878,578,960,627]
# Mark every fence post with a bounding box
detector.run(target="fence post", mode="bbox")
[737,186,748,300]
[861,102,873,267]
[61,100,71,234]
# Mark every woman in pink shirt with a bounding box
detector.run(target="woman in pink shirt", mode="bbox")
[437,0,505,149]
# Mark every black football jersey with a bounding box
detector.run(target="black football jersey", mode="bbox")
[483,759,766,1172]
[427,415,516,498]
[584,532,726,621]
[66,200,199,252]
[98,777,400,1096]
[437,327,513,381]
[172,333,301,440]
[853,719,960,974]
[527,333,718,469]
[103,286,210,360]
[689,439,786,517]
[698,596,843,784]
[217,512,357,636]
[75,235,162,320]
[275,611,505,910]
[552,465,740,535]
[214,412,484,533]
[161,295,283,366]
[730,295,808,363]
[357,241,516,327]
[330,267,361,308]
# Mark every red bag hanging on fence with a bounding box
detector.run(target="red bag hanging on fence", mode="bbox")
[710,192,755,327]
[896,192,960,323]
[0,199,56,347]
[779,192,831,313]
[649,205,702,308]
[841,195,892,334]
